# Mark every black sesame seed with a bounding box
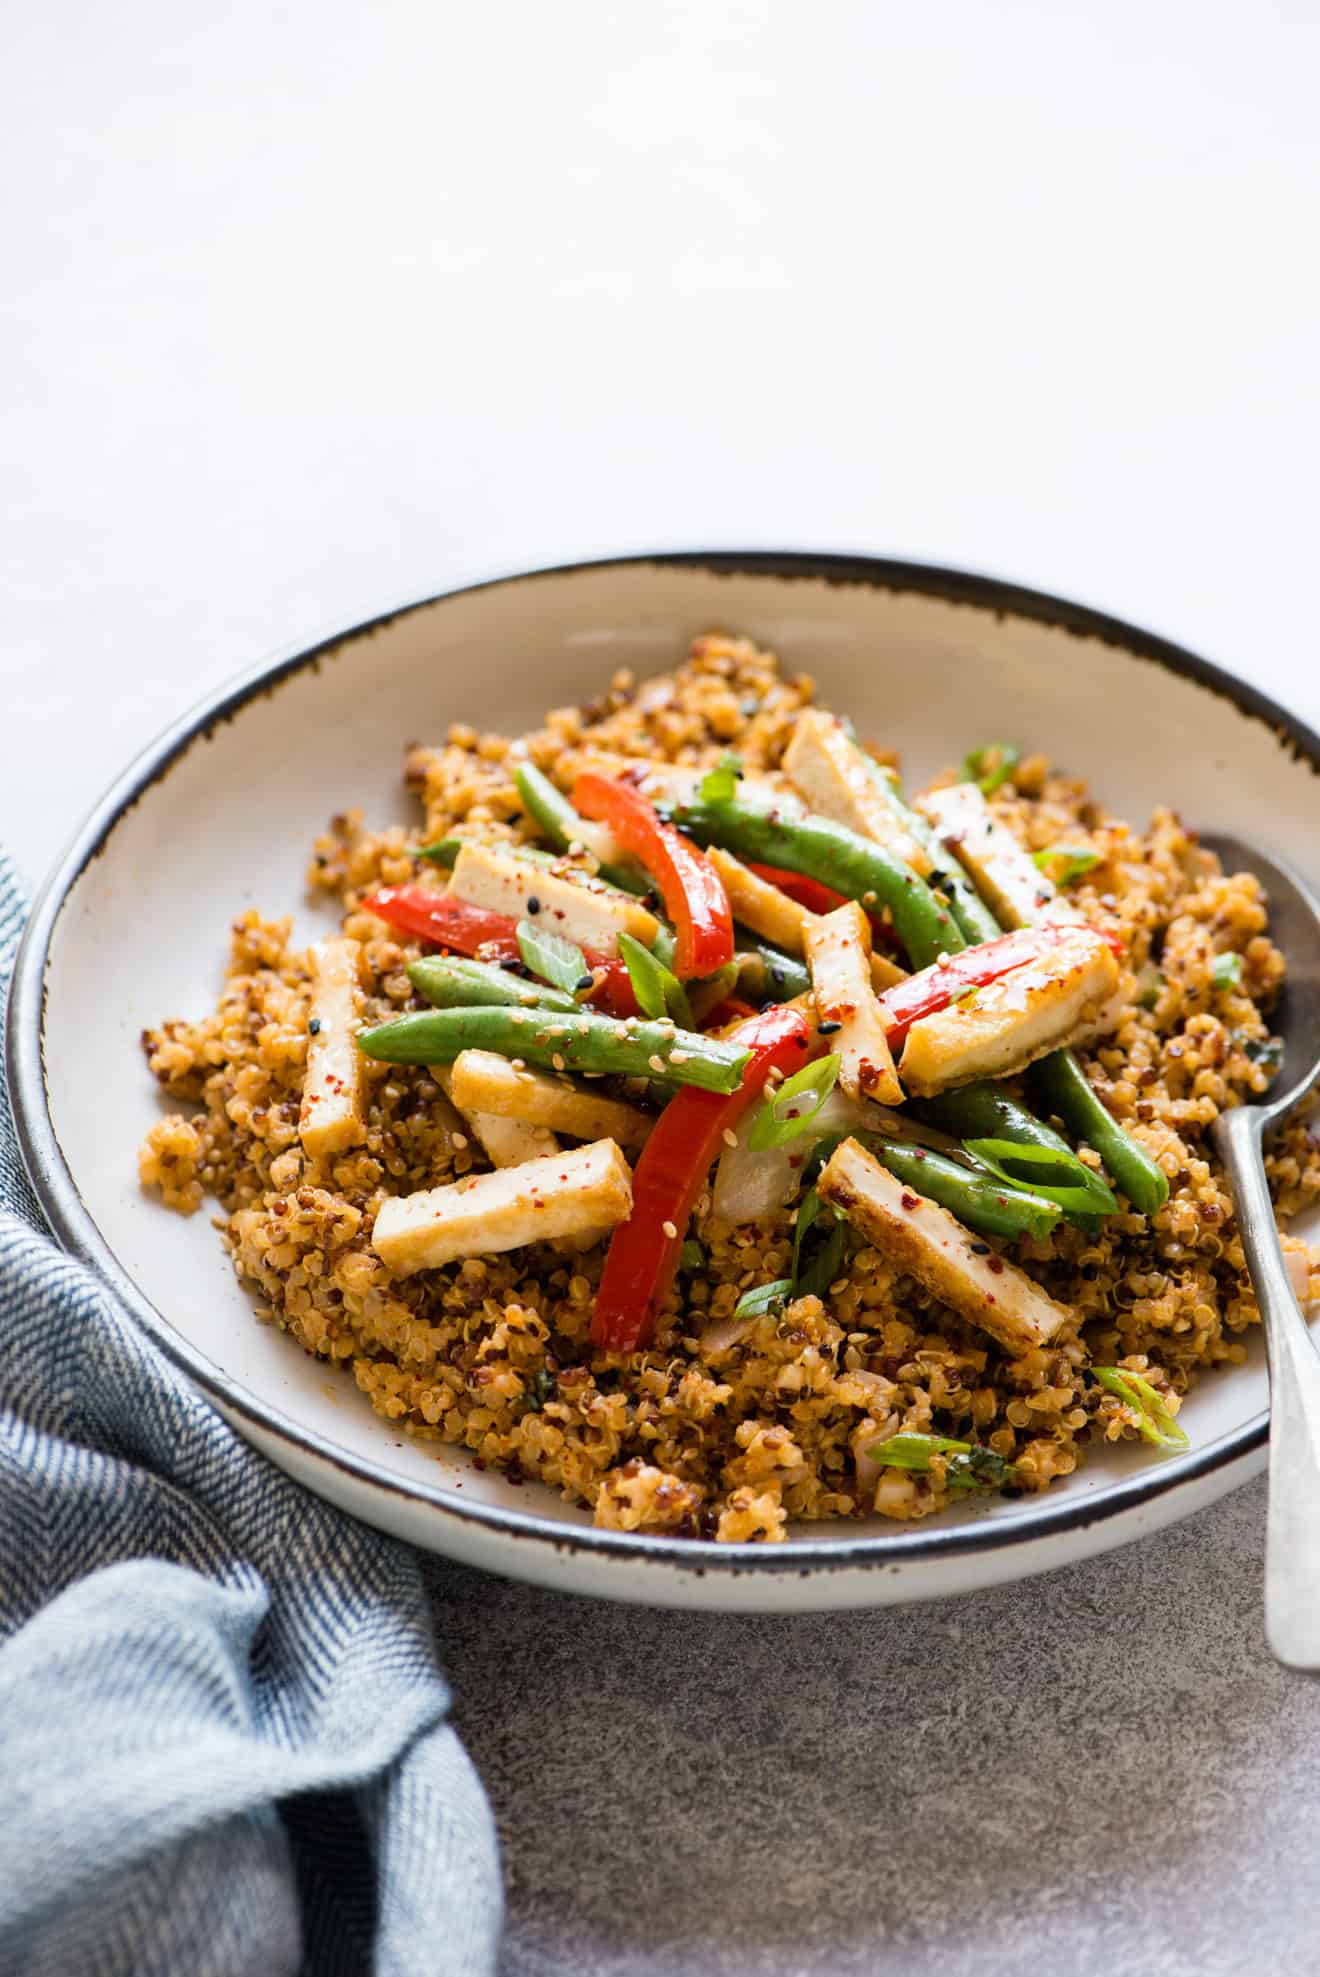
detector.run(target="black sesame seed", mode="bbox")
[817,1019,843,1036]
[575,974,595,992]
[526,895,542,915]
[970,1241,991,1256]
[308,1017,322,1035]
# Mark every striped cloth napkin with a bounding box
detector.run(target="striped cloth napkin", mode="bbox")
[0,850,501,1976]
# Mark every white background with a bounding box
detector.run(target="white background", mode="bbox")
[4,1,1318,880]
[6,5,1320,1973]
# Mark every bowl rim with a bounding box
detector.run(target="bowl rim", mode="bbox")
[8,546,1317,1579]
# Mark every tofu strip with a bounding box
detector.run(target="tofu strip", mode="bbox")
[299,937,366,1157]
[708,847,907,993]
[450,1049,652,1151]
[915,783,1082,932]
[568,751,783,810]
[803,902,902,1104]
[372,1138,633,1275]
[783,711,930,873]
[430,1066,560,1168]
[449,842,660,956]
[818,1137,1069,1352]
[899,929,1120,1095]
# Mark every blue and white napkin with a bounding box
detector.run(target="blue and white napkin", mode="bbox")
[0,850,502,1975]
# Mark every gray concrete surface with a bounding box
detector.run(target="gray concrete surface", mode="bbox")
[431,1477,1318,1976]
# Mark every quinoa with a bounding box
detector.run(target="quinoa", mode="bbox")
[138,631,1320,1539]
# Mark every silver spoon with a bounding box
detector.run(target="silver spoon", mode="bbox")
[1204,832,1320,1671]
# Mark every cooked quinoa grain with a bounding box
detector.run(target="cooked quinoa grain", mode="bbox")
[139,632,1320,1539]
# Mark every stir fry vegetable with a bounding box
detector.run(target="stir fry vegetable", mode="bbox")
[915,1080,1116,1226]
[365,883,643,1018]
[574,773,734,979]
[1029,1052,1170,1218]
[667,788,964,970]
[364,885,522,960]
[355,704,1176,1392]
[359,1003,751,1094]
[407,954,581,1014]
[591,1004,813,1352]
[512,760,644,893]
[1091,1367,1189,1450]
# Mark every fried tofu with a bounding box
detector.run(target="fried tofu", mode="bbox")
[817,1137,1069,1352]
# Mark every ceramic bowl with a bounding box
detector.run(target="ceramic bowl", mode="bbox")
[10,552,1319,1610]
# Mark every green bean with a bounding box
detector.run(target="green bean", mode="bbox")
[358,1004,752,1094]
[730,934,813,1003]
[513,762,648,895]
[407,956,580,1014]
[670,793,963,970]
[885,776,1166,1213]
[913,1081,1115,1224]
[916,1080,1079,1161]
[929,864,1001,944]
[1030,1052,1169,1217]
[851,748,1003,944]
[870,1141,1062,1242]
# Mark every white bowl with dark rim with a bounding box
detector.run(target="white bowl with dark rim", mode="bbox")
[9,552,1317,1610]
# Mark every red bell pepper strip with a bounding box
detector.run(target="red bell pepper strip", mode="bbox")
[875,923,1122,1047]
[362,886,642,1016]
[573,773,734,980]
[746,861,851,918]
[700,995,759,1032]
[746,862,901,953]
[362,887,521,960]
[591,1004,812,1353]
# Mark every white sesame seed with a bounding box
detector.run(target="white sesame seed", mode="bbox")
[662,1220,678,1239]
[722,1128,738,1148]
[511,1058,526,1072]
[451,1132,468,1150]
[648,1054,665,1073]
[551,1054,565,1071]
[670,1049,690,1064]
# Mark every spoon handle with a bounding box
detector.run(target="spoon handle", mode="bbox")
[1214,1104,1320,1671]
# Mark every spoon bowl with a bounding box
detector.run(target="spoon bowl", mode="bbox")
[1204,831,1320,1672]
[1202,832,1320,1124]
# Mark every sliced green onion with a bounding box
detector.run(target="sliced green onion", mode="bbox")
[516,919,590,996]
[960,743,1021,795]
[680,1239,705,1271]
[791,1185,848,1298]
[867,1431,970,1470]
[964,1136,1118,1218]
[1211,951,1243,992]
[732,1277,793,1320]
[746,1055,842,1151]
[1092,1367,1189,1451]
[1031,844,1102,886]
[798,1215,847,1299]
[617,931,694,1028]
[699,752,743,805]
[1136,968,1163,1011]
[866,1431,1017,1491]
[417,835,462,865]
[685,961,740,1026]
